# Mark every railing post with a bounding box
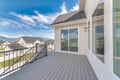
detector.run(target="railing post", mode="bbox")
[36,44,38,54]
[45,45,47,56]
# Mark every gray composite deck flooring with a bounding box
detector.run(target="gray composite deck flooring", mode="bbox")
[2,52,98,80]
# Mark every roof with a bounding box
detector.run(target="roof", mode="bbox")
[51,3,104,25]
[0,40,5,45]
[45,39,54,44]
[7,43,25,50]
[52,10,79,25]
[21,36,44,44]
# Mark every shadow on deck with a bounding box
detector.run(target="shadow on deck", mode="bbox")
[1,52,98,80]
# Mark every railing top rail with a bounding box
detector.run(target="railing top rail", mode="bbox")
[0,44,47,53]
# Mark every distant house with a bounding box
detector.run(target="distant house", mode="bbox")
[1,41,11,48]
[5,43,25,51]
[5,43,26,57]
[17,36,44,48]
[45,40,54,51]
[0,40,5,47]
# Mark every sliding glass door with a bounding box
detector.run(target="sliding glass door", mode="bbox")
[61,28,78,52]
[113,0,120,77]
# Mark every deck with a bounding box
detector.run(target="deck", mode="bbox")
[1,52,98,80]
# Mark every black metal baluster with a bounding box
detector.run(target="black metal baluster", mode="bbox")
[24,49,26,62]
[9,52,10,72]
[20,50,21,67]
[16,50,18,69]
[19,50,20,68]
[12,51,14,71]
[23,49,25,64]
[4,52,5,74]
[45,45,47,56]
[31,48,33,58]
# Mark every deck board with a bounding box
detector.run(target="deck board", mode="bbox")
[1,52,98,80]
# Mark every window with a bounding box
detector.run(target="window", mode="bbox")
[61,30,69,51]
[92,2,104,62]
[113,0,120,78]
[93,25,104,62]
[61,28,78,52]
[69,29,78,52]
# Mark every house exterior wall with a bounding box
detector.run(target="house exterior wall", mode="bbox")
[54,22,87,55]
[17,38,34,48]
[86,17,119,79]
[79,0,86,11]
[85,0,120,80]
[85,0,99,21]
[5,46,12,51]
[1,42,11,48]
[17,38,27,47]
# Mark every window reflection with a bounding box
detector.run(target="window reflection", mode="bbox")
[113,0,120,78]
[69,29,78,52]
[61,28,78,52]
[92,2,104,62]
[61,30,69,51]
[93,26,104,62]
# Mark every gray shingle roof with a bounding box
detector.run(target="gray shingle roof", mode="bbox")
[21,36,44,44]
[51,10,80,25]
[0,40,5,45]
[7,43,25,50]
[45,39,54,44]
[51,3,104,25]
[65,11,86,22]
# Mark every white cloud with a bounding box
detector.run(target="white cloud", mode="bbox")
[10,12,36,26]
[0,2,78,39]
[11,12,34,23]
[0,34,25,38]
[70,4,79,11]
[33,11,52,24]
[0,21,10,27]
[10,2,68,25]
[0,18,33,30]
[60,3,68,14]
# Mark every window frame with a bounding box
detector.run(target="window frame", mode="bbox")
[60,27,79,52]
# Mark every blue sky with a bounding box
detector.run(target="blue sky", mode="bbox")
[0,0,79,39]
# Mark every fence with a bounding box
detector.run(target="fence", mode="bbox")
[0,44,47,77]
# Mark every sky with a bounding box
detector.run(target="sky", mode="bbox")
[0,0,79,39]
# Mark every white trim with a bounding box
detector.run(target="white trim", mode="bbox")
[104,0,114,72]
[52,19,86,28]
[87,50,120,80]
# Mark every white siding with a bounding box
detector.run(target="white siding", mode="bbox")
[85,0,99,21]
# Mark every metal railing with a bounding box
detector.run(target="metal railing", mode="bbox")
[0,44,47,77]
